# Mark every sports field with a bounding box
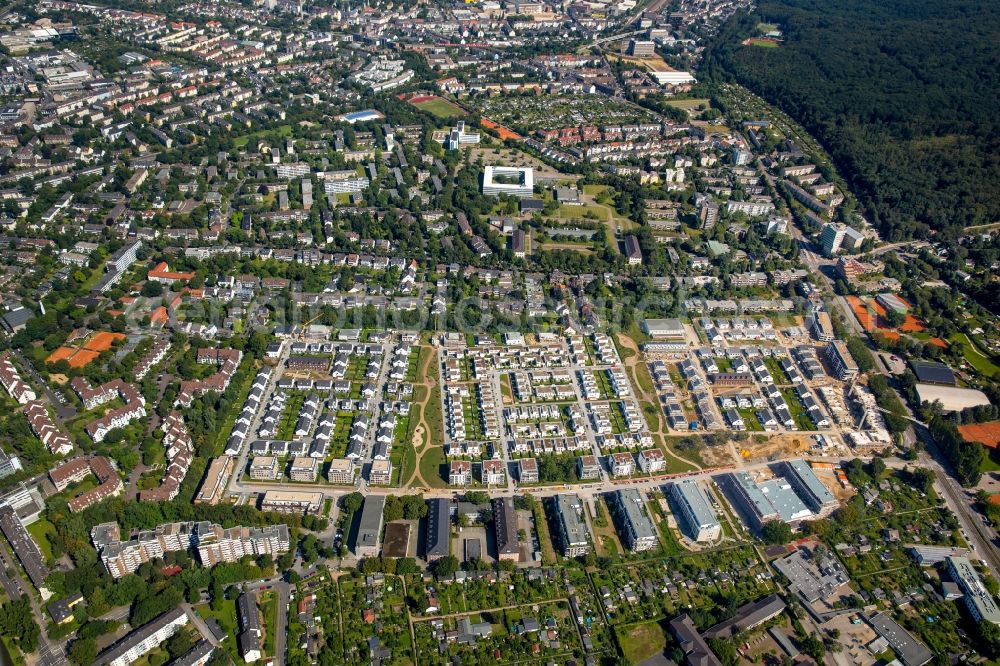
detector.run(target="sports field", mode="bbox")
[745,37,780,48]
[408,95,466,119]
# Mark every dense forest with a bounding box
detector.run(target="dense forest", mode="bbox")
[703,0,1000,241]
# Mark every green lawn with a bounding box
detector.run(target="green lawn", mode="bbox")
[233,124,293,148]
[261,591,278,657]
[194,600,240,662]
[412,97,466,119]
[418,445,448,488]
[617,620,667,663]
[26,519,56,564]
[663,97,711,110]
[425,385,444,447]
[949,332,1000,379]
[981,447,1000,474]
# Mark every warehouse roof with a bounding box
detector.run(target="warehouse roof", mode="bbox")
[914,384,991,412]
[910,360,956,386]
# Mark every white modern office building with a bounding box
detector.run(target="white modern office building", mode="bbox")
[482,166,534,198]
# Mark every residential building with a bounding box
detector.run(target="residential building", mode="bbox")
[237,592,262,663]
[638,448,666,474]
[425,498,450,561]
[610,452,634,477]
[194,457,233,505]
[98,521,290,577]
[824,340,859,380]
[24,400,72,456]
[810,311,834,342]
[609,489,658,552]
[289,456,318,482]
[0,505,48,590]
[95,608,188,666]
[0,351,35,404]
[0,447,22,480]
[49,456,123,513]
[368,459,392,485]
[947,556,1000,624]
[493,497,519,562]
[554,493,590,557]
[353,495,386,558]
[577,455,601,480]
[668,480,721,542]
[249,456,279,480]
[481,458,506,486]
[197,524,290,567]
[518,457,539,483]
[326,458,355,485]
[449,460,472,486]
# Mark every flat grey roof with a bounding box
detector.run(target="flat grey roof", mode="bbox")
[356,495,386,550]
[0,505,48,589]
[669,479,719,529]
[758,479,812,522]
[725,472,778,521]
[868,612,933,666]
[784,460,836,509]
[612,489,657,540]
[555,494,589,547]
[948,556,1000,623]
[703,594,786,639]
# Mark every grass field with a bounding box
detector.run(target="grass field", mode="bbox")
[950,332,1000,378]
[617,620,667,663]
[980,447,1000,474]
[663,98,711,110]
[418,444,448,488]
[411,97,466,119]
[26,519,56,564]
[194,600,240,662]
[233,124,292,148]
[539,242,593,254]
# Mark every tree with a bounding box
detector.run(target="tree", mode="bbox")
[247,330,271,358]
[463,491,490,505]
[800,633,825,661]
[341,493,363,515]
[210,578,225,611]
[708,638,739,666]
[430,555,459,578]
[141,281,164,298]
[760,520,794,545]
[869,458,886,479]
[69,637,97,666]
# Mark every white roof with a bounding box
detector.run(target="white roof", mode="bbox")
[914,384,991,412]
